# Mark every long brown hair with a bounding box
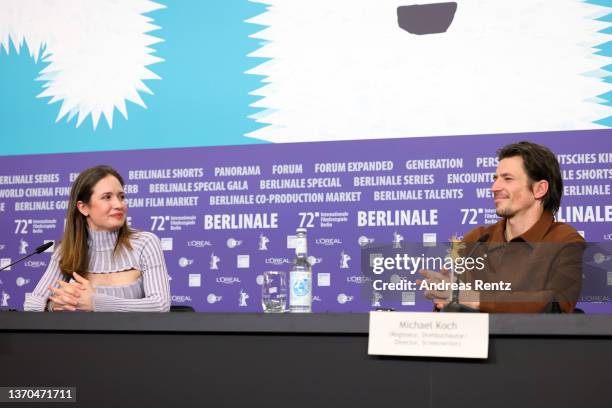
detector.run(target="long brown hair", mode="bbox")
[59,165,133,276]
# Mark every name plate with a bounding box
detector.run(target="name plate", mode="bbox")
[368,312,489,359]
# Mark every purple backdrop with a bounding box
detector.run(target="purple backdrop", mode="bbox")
[1,130,611,312]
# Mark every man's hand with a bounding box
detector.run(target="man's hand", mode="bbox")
[418,269,452,310]
[418,269,480,310]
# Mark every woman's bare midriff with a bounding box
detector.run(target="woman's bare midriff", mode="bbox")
[82,269,142,287]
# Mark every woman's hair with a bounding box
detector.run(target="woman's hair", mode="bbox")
[59,165,133,276]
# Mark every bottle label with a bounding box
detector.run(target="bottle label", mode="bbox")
[290,271,312,306]
[295,236,307,255]
[295,239,307,256]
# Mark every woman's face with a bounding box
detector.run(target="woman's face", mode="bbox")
[77,175,127,232]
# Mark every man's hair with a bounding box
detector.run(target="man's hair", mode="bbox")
[497,141,563,215]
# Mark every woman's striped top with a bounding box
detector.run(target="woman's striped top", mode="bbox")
[24,229,171,312]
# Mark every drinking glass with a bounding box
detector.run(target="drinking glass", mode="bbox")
[262,271,287,313]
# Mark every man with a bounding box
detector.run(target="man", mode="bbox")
[421,141,584,313]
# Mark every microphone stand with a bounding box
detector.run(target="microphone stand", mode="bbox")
[0,242,54,311]
[0,242,54,272]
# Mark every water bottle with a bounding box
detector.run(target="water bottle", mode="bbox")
[289,228,312,313]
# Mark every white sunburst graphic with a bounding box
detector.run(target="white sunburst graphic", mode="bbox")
[246,0,611,142]
[0,0,165,129]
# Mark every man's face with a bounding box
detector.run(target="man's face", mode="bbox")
[491,156,538,219]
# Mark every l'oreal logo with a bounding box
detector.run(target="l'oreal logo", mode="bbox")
[171,295,193,303]
[315,238,342,246]
[346,276,372,284]
[216,277,242,284]
[265,257,291,265]
[24,260,47,268]
[187,240,212,247]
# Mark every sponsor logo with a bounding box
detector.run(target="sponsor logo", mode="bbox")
[265,257,291,266]
[259,234,269,250]
[577,230,585,239]
[188,274,201,288]
[340,251,351,269]
[291,278,310,297]
[346,275,371,284]
[238,290,249,307]
[237,254,250,268]
[161,237,173,251]
[0,244,5,251]
[312,295,322,302]
[24,260,46,268]
[581,295,611,302]
[216,277,242,285]
[308,257,322,265]
[392,231,404,249]
[358,235,374,247]
[226,238,242,248]
[369,253,383,267]
[1,290,10,307]
[390,274,405,284]
[207,293,223,304]
[0,258,11,271]
[210,253,220,270]
[372,291,383,307]
[337,293,354,304]
[402,291,416,306]
[423,232,437,247]
[16,277,31,287]
[317,273,331,287]
[179,257,194,268]
[171,295,192,303]
[593,253,611,264]
[287,235,297,249]
[19,239,29,255]
[315,238,342,246]
[187,240,212,248]
[603,233,612,241]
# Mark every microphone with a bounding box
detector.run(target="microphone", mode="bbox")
[0,241,54,272]
[35,241,54,254]
[441,233,490,313]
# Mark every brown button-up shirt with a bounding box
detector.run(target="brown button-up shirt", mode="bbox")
[462,211,585,313]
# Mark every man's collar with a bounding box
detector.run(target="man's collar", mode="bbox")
[488,211,553,249]
[518,211,554,243]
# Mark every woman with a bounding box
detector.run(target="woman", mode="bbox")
[24,165,170,312]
